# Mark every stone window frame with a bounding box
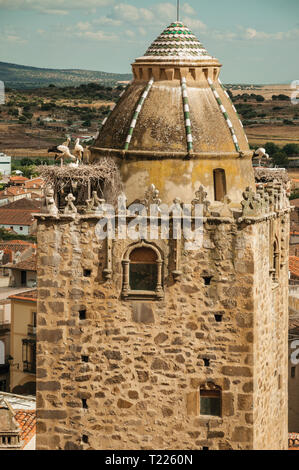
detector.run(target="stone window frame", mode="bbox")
[199,384,222,418]
[121,240,164,300]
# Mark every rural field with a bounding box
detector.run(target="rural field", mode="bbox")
[0,83,298,159]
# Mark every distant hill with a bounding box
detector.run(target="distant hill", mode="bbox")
[0,61,132,89]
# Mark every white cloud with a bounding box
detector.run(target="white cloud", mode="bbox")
[0,0,112,13]
[242,27,299,41]
[125,30,135,39]
[183,3,196,16]
[41,9,69,16]
[112,3,154,23]
[182,17,207,32]
[77,22,91,31]
[93,17,122,27]
[2,33,27,44]
[77,30,118,41]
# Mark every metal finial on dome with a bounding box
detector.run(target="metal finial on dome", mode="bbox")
[177,0,180,22]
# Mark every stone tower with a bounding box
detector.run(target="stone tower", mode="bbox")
[36,22,290,450]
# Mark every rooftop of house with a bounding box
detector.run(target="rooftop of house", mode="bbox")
[289,256,299,278]
[0,392,36,450]
[0,240,36,251]
[1,198,41,211]
[6,255,37,273]
[0,209,36,226]
[9,288,37,301]
[14,410,36,449]
[0,187,28,198]
[24,178,45,190]
[9,176,29,184]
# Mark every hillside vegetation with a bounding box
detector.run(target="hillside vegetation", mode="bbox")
[0,61,132,89]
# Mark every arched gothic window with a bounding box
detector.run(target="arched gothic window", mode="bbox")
[122,242,163,299]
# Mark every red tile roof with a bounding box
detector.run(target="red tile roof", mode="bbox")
[9,289,37,301]
[0,209,35,226]
[6,254,36,272]
[1,198,41,211]
[0,187,28,198]
[14,410,36,449]
[289,256,299,278]
[10,176,29,183]
[24,178,45,189]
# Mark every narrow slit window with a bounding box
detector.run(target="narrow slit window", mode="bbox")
[213,169,227,202]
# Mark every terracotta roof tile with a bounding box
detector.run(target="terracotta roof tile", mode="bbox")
[0,209,36,226]
[6,254,36,272]
[10,176,29,183]
[14,410,36,449]
[0,187,28,198]
[9,289,37,301]
[289,256,299,278]
[24,178,45,189]
[1,198,41,211]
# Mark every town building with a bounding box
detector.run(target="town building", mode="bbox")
[0,300,10,392]
[35,21,290,450]
[0,154,12,177]
[0,391,36,450]
[9,290,37,395]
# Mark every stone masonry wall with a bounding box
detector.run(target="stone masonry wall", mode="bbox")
[35,214,288,450]
[252,215,289,449]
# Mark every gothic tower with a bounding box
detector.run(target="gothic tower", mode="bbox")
[36,22,290,450]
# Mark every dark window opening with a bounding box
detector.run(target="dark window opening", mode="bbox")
[81,355,89,363]
[291,367,296,378]
[200,389,221,417]
[213,169,227,202]
[79,309,86,320]
[83,269,91,277]
[214,314,223,323]
[203,358,210,367]
[21,270,27,286]
[82,399,88,409]
[203,276,212,286]
[22,339,36,374]
[82,435,89,444]
[129,247,158,292]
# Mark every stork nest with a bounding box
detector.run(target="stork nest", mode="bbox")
[38,159,122,203]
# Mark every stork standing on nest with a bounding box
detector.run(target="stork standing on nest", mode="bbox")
[74,138,84,163]
[253,148,270,167]
[48,137,76,167]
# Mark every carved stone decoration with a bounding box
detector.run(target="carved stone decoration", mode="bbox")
[265,183,275,212]
[142,184,161,208]
[216,195,233,218]
[64,193,77,215]
[42,186,58,217]
[192,185,210,217]
[103,238,113,280]
[256,184,269,214]
[241,186,261,217]
[86,191,105,213]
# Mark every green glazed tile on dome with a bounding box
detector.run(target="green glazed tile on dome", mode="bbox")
[143,21,214,60]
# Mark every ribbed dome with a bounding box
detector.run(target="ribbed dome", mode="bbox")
[142,21,213,60]
[91,21,254,208]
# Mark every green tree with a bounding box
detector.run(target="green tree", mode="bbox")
[283,143,299,157]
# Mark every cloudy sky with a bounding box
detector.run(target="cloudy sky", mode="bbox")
[0,0,298,83]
